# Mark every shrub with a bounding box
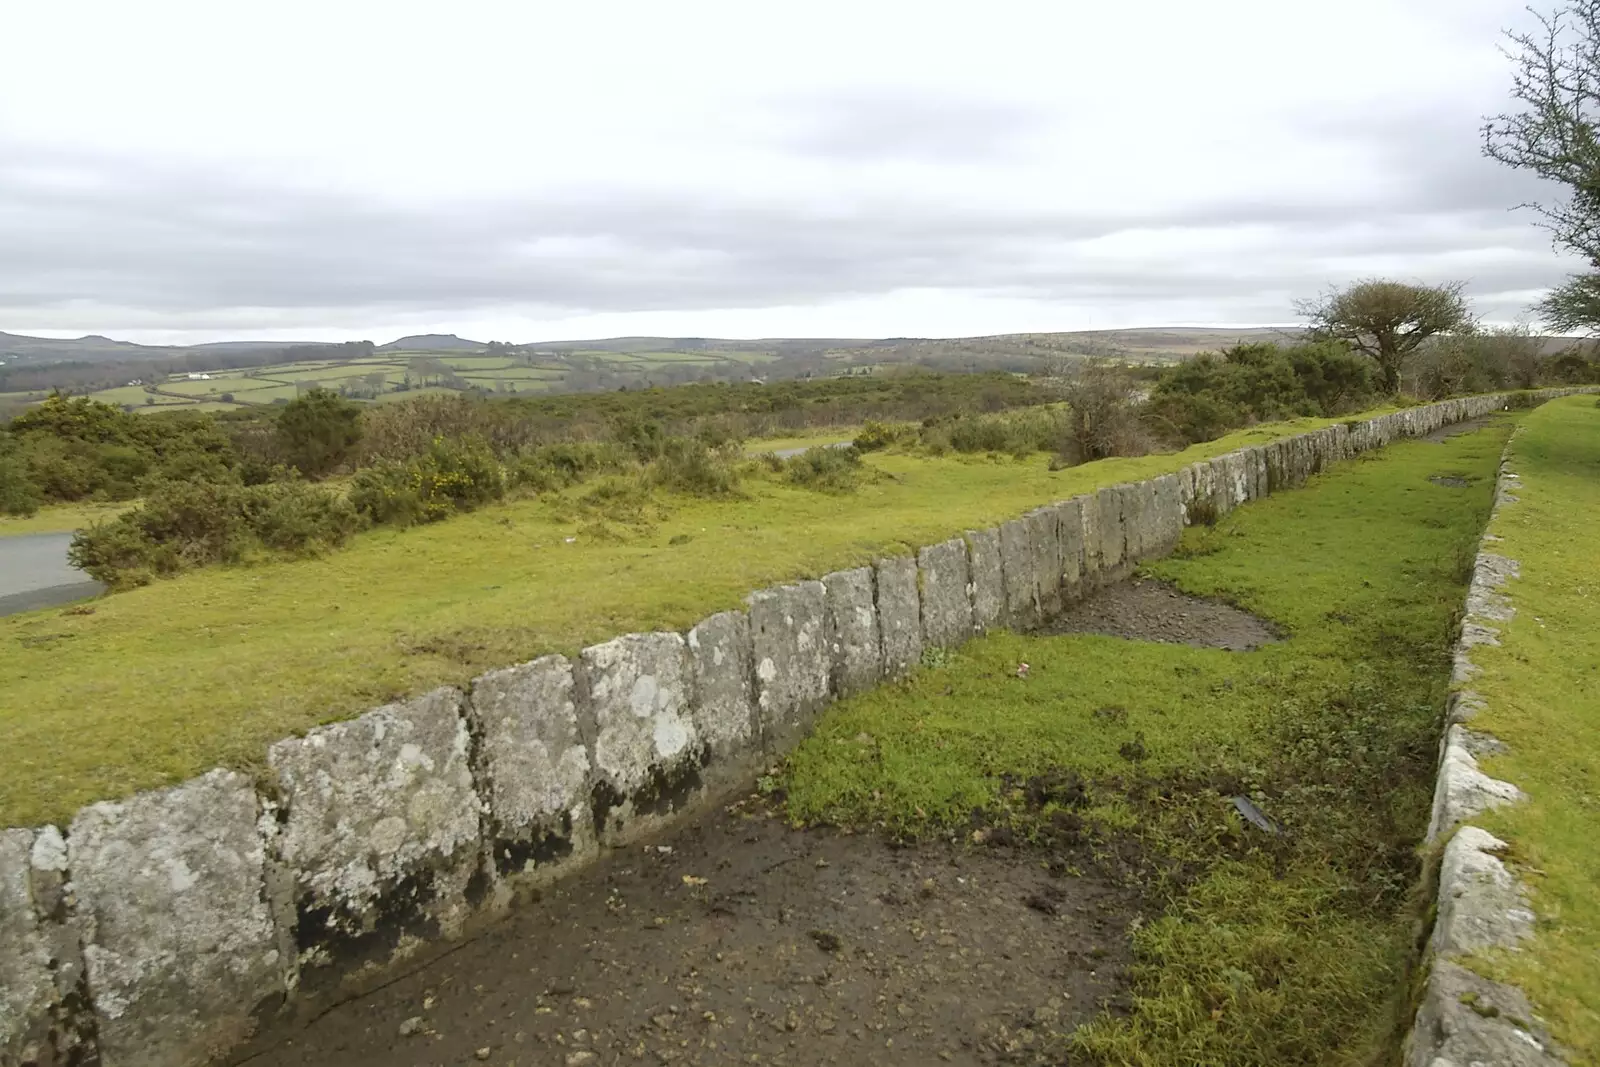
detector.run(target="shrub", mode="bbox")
[649,438,742,497]
[241,481,360,554]
[853,419,917,452]
[784,445,867,493]
[1055,362,1152,461]
[350,435,504,527]
[507,441,630,493]
[274,388,362,478]
[69,477,358,587]
[0,448,41,516]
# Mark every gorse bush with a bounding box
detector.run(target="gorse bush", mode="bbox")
[853,419,918,452]
[69,477,358,587]
[784,445,868,493]
[648,438,743,497]
[0,448,41,517]
[349,435,504,527]
[3,394,239,504]
[1145,341,1380,445]
[273,389,362,478]
[507,441,631,493]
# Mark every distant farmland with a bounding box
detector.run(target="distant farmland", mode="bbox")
[1,348,786,413]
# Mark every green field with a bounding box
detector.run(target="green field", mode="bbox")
[0,412,1371,829]
[783,417,1516,1065]
[63,343,786,413]
[1465,394,1600,1058]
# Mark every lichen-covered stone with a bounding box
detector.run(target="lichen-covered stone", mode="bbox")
[1116,482,1149,563]
[580,632,700,845]
[964,528,1004,633]
[1054,499,1085,603]
[918,539,973,647]
[997,518,1035,625]
[269,689,480,990]
[1093,486,1127,576]
[467,656,595,892]
[875,556,923,678]
[1147,474,1184,558]
[1026,508,1063,617]
[70,770,286,1067]
[747,581,831,754]
[1406,960,1566,1067]
[1077,492,1104,584]
[686,610,760,784]
[1,829,64,1067]
[823,569,881,697]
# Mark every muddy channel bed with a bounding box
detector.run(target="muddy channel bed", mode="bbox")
[243,799,1138,1067]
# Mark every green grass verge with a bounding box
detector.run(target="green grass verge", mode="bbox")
[0,501,136,537]
[781,417,1516,1065]
[0,412,1388,829]
[1466,394,1600,1059]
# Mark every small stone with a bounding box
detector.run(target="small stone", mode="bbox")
[566,1052,597,1066]
[475,1048,492,1061]
[399,1016,425,1037]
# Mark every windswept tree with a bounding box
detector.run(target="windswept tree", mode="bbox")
[1484,1,1600,331]
[1294,280,1474,394]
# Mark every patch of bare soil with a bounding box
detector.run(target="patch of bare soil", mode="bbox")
[243,799,1139,1067]
[1036,577,1281,651]
[1419,414,1495,444]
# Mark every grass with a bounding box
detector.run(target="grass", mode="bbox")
[0,411,1383,830]
[1464,394,1600,1059]
[743,426,864,454]
[0,500,136,537]
[781,417,1516,1065]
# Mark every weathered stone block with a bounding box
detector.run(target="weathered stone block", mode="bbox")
[918,538,973,647]
[823,569,881,697]
[997,518,1035,625]
[1148,474,1184,557]
[1,829,69,1067]
[1055,498,1085,602]
[1077,492,1104,583]
[687,610,759,774]
[467,656,595,893]
[875,556,923,678]
[70,770,286,1067]
[1095,485,1127,576]
[964,528,1004,633]
[747,581,831,754]
[1026,508,1063,617]
[269,689,480,991]
[1116,482,1149,562]
[580,632,699,845]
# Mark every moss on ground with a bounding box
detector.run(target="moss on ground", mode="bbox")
[0,411,1381,829]
[782,417,1516,1066]
[1466,394,1600,1059]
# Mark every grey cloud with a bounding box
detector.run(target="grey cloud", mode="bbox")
[774,89,1053,163]
[0,126,1575,335]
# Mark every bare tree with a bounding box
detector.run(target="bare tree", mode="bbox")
[1484,1,1600,331]
[1294,280,1474,394]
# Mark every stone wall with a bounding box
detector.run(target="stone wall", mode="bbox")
[1402,436,1572,1067]
[1,388,1590,1067]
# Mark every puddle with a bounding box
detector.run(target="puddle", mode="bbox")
[1428,475,1472,488]
[1036,577,1282,652]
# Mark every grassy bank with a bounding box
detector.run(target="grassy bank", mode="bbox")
[1466,394,1600,1059]
[0,411,1387,830]
[782,417,1515,1065]
[0,501,134,537]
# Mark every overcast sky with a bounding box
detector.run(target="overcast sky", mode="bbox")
[0,0,1581,345]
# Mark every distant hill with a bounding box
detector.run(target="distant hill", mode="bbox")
[377,334,485,352]
[0,331,158,362]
